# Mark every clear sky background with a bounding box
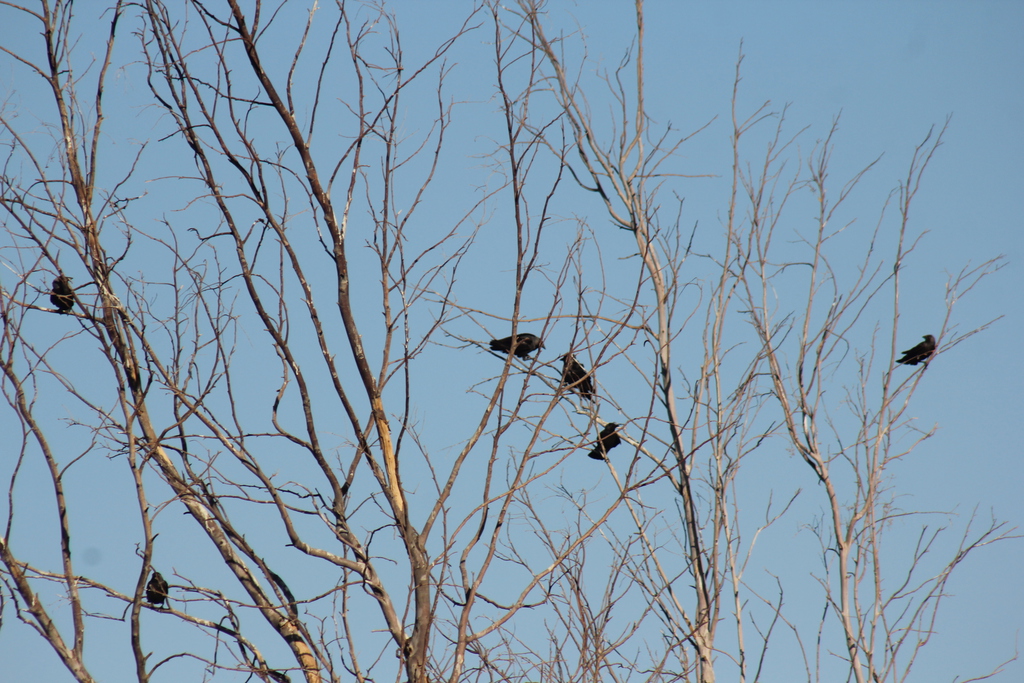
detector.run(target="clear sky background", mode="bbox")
[1,1,1021,681]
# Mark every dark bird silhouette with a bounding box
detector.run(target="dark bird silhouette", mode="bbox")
[561,353,594,401]
[489,333,544,359]
[897,334,936,366]
[50,275,74,314]
[146,571,169,607]
[587,422,621,460]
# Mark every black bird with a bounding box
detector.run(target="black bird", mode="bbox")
[897,334,936,366]
[146,571,169,607]
[587,422,621,460]
[561,353,594,401]
[489,333,544,359]
[50,275,74,314]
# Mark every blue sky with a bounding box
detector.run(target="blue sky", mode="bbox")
[1,1,1021,681]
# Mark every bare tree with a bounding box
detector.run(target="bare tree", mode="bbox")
[520,2,1013,683]
[0,2,1013,683]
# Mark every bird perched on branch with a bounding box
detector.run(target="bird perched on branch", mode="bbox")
[587,422,621,460]
[146,571,169,607]
[561,353,594,401]
[50,275,74,314]
[489,333,544,359]
[896,334,936,366]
